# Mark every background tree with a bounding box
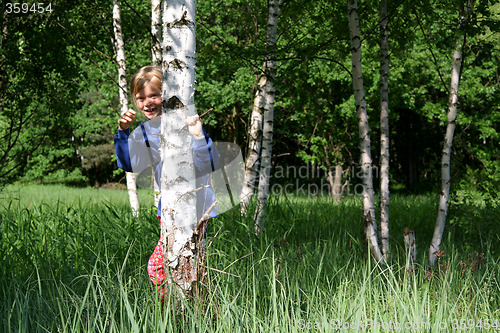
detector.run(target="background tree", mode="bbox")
[253,0,281,232]
[113,0,140,215]
[428,0,476,268]
[379,0,390,261]
[151,0,162,67]
[348,0,384,264]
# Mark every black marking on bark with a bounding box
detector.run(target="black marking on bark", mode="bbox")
[168,11,194,28]
[170,59,186,70]
[165,96,185,109]
[174,176,188,184]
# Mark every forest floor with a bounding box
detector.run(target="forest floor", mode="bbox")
[1,184,499,332]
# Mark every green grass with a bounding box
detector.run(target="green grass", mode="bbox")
[1,185,499,332]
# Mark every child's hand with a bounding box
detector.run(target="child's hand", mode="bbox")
[118,109,136,130]
[186,115,204,139]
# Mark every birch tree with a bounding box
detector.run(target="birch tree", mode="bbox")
[240,72,265,214]
[152,0,162,67]
[348,0,385,264]
[112,0,139,216]
[160,0,201,296]
[151,0,162,208]
[253,0,281,232]
[379,0,390,261]
[428,0,475,268]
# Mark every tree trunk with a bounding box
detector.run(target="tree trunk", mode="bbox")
[151,0,162,208]
[428,0,475,268]
[379,0,390,262]
[253,0,281,233]
[333,164,343,200]
[112,0,139,217]
[160,0,200,296]
[403,228,416,271]
[323,145,342,200]
[240,75,265,214]
[151,0,162,67]
[347,0,385,264]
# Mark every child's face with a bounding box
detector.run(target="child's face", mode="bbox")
[135,82,162,119]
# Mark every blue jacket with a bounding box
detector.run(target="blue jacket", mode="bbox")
[114,117,219,219]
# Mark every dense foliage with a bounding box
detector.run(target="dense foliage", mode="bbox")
[1,0,498,204]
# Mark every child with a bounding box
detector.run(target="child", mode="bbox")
[114,66,218,301]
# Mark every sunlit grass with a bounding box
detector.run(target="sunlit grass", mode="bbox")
[1,185,499,332]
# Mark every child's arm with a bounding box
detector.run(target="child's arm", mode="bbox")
[114,109,136,172]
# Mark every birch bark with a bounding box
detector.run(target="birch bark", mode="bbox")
[240,75,265,214]
[404,228,416,271]
[348,0,384,264]
[151,0,162,208]
[160,0,199,295]
[151,0,162,67]
[333,164,343,200]
[112,0,139,217]
[428,0,475,268]
[253,0,281,233]
[379,0,390,262]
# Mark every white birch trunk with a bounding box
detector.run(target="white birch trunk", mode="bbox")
[113,0,139,217]
[160,0,199,295]
[428,1,474,267]
[323,145,342,200]
[253,0,281,233]
[240,75,265,214]
[348,0,384,264]
[151,0,162,67]
[379,0,390,262]
[151,0,162,208]
[428,1,474,268]
[403,228,416,271]
[333,164,343,200]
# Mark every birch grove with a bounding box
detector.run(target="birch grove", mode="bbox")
[160,0,200,295]
[253,0,281,232]
[379,0,390,262]
[347,0,385,264]
[112,0,139,217]
[428,0,475,268]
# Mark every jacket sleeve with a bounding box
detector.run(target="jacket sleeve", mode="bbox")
[114,128,133,172]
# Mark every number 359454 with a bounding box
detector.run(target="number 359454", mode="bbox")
[5,3,53,14]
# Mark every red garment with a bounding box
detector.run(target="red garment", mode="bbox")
[147,217,166,302]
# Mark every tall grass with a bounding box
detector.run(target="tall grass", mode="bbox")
[1,185,499,332]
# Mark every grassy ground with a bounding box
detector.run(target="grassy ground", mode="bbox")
[0,184,499,332]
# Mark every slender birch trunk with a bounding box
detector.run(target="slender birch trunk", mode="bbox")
[113,0,139,217]
[253,0,281,233]
[348,0,384,264]
[323,145,342,200]
[428,0,475,268]
[240,75,265,214]
[404,228,416,271]
[379,0,390,262]
[160,0,200,296]
[151,0,162,67]
[333,164,343,200]
[151,0,162,208]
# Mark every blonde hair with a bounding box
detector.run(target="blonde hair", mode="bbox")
[130,66,162,106]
